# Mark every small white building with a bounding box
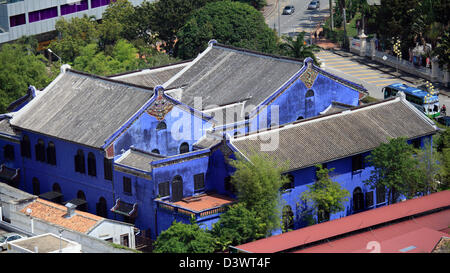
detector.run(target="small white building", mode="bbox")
[0,0,149,44]
[17,198,137,250]
[7,233,82,253]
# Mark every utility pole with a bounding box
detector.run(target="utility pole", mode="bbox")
[278,0,281,36]
[330,0,334,30]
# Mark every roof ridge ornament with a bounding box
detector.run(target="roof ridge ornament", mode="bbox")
[208,39,218,47]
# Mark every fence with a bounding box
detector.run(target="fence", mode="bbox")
[349,37,450,86]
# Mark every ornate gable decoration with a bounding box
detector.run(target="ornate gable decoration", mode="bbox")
[147,93,175,121]
[299,62,318,89]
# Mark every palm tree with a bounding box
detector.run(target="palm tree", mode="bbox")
[279,32,321,65]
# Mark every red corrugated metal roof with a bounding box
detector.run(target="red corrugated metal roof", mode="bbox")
[293,209,450,253]
[234,190,450,253]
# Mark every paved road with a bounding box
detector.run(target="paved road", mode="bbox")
[315,49,450,108]
[266,0,330,38]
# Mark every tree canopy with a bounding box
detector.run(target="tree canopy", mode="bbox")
[211,203,265,250]
[300,165,350,223]
[174,0,279,60]
[153,220,215,253]
[279,32,321,64]
[0,42,56,113]
[229,152,289,237]
[364,137,422,204]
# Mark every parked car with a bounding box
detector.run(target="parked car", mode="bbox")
[282,5,295,15]
[0,233,24,250]
[308,1,320,10]
[436,115,450,127]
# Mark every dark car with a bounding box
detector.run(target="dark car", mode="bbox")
[282,5,295,15]
[436,115,450,126]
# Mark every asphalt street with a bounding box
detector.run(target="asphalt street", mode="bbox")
[266,0,330,38]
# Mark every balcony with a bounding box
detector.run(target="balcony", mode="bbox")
[156,193,235,219]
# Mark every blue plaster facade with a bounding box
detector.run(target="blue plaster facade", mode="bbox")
[0,56,436,243]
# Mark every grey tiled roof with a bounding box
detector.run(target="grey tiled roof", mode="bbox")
[11,70,154,148]
[166,44,304,110]
[110,61,190,88]
[231,97,437,171]
[0,118,17,137]
[116,148,165,172]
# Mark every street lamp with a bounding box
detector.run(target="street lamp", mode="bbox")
[47,48,62,67]
[393,38,402,73]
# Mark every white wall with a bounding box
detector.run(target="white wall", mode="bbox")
[10,209,135,253]
[0,0,150,43]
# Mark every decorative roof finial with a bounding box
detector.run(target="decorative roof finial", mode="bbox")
[208,39,218,47]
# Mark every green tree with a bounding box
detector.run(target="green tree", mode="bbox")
[364,137,421,204]
[434,128,450,191]
[50,15,99,63]
[0,43,56,113]
[433,30,450,70]
[174,0,279,60]
[375,0,420,56]
[146,0,219,52]
[279,32,320,64]
[415,138,441,195]
[211,203,264,250]
[99,0,136,49]
[300,165,350,223]
[229,152,289,237]
[153,220,215,253]
[73,40,139,76]
[236,0,266,10]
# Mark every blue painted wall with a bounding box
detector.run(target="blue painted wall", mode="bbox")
[112,169,154,235]
[114,105,212,157]
[249,71,361,131]
[18,131,115,219]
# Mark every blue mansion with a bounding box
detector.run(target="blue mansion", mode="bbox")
[0,41,438,240]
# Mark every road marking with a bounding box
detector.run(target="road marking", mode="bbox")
[367,78,397,83]
[338,67,371,71]
[360,76,385,80]
[321,60,351,64]
[351,72,380,76]
[328,63,361,68]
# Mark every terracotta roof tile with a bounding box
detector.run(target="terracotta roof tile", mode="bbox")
[20,198,103,234]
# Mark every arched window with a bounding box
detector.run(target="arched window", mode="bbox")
[74,149,85,173]
[77,190,86,200]
[224,176,236,194]
[46,142,56,165]
[297,116,304,121]
[52,183,62,204]
[104,157,113,181]
[353,187,364,212]
[20,135,31,158]
[77,190,87,212]
[151,149,160,154]
[35,139,45,162]
[171,175,183,202]
[305,89,315,118]
[87,152,96,177]
[32,177,40,195]
[3,144,14,161]
[156,121,167,130]
[179,142,189,154]
[53,183,62,193]
[96,197,107,218]
[282,205,294,232]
